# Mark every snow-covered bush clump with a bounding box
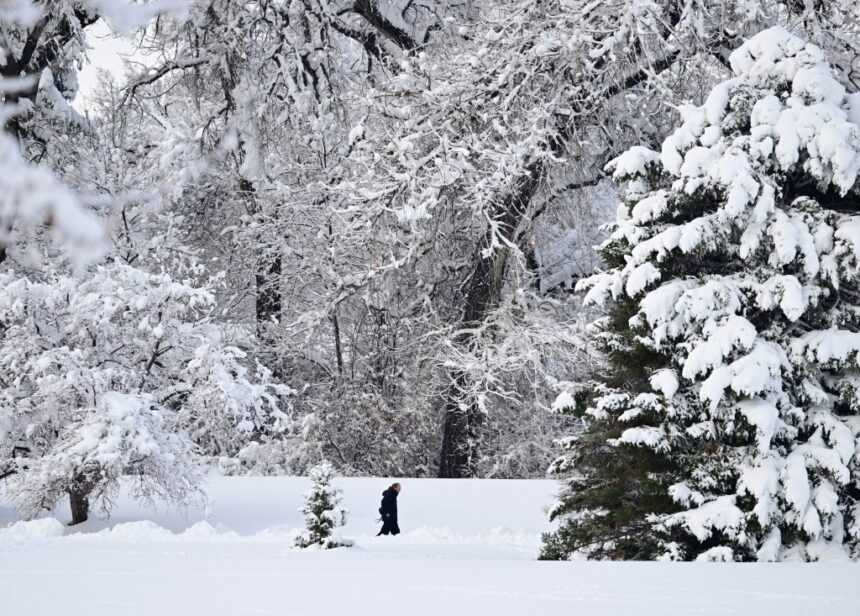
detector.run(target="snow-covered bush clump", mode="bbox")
[0,263,290,524]
[543,27,860,562]
[294,461,351,549]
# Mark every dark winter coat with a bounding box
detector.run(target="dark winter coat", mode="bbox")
[377,487,400,536]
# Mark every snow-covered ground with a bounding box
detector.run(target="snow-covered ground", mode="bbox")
[1,477,858,615]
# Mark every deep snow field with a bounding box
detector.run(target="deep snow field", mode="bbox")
[1,477,858,615]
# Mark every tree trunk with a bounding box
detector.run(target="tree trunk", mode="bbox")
[435,47,684,477]
[439,374,483,477]
[332,309,344,374]
[437,165,541,478]
[353,0,421,50]
[237,176,283,337]
[68,482,92,526]
[255,255,283,332]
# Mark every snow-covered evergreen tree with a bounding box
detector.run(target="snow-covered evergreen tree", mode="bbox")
[294,461,351,549]
[544,27,860,562]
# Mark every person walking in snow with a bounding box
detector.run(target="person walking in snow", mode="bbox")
[377,483,401,536]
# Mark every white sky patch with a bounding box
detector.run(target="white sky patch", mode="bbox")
[74,20,137,112]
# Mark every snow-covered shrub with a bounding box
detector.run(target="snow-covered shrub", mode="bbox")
[543,27,860,562]
[7,392,199,525]
[294,461,351,549]
[0,263,289,523]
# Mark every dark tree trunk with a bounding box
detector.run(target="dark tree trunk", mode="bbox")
[435,44,688,478]
[237,177,283,337]
[439,375,483,477]
[255,255,282,331]
[352,0,421,50]
[437,164,542,478]
[332,310,344,374]
[68,481,92,526]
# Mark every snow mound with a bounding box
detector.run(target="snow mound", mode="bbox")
[98,520,175,541]
[69,520,243,543]
[180,520,240,540]
[0,517,66,541]
[252,524,302,542]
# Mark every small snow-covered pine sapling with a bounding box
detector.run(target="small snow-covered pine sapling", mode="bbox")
[295,462,352,549]
[543,26,860,562]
